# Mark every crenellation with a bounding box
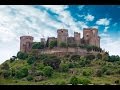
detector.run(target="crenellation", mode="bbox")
[20,28,101,55]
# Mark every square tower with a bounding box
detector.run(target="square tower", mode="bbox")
[57,29,68,47]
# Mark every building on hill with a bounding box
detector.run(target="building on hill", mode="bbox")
[20,28,101,56]
[20,36,34,53]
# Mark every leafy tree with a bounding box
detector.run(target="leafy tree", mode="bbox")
[78,78,91,85]
[43,55,61,69]
[60,42,67,47]
[97,53,102,59]
[86,54,95,60]
[2,70,11,78]
[1,63,9,70]
[96,69,103,77]
[15,67,28,79]
[82,69,92,76]
[108,55,120,62]
[17,51,28,60]
[26,75,33,81]
[32,42,44,49]
[43,66,53,77]
[27,56,36,65]
[69,76,79,85]
[79,56,91,67]
[60,64,69,72]
[70,55,80,62]
[29,49,39,59]
[49,40,57,48]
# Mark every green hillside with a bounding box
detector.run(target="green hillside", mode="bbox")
[0,51,120,85]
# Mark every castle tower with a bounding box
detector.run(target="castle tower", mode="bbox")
[74,32,81,46]
[57,29,68,47]
[83,28,93,45]
[41,38,46,46]
[20,36,34,53]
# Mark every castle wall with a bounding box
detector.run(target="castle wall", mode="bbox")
[74,32,81,46]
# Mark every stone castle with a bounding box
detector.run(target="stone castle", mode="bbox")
[20,28,101,56]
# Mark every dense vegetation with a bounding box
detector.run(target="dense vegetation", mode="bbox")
[0,51,120,85]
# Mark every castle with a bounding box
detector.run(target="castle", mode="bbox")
[20,28,101,56]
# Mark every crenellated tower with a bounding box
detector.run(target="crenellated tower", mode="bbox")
[20,36,34,53]
[57,29,68,47]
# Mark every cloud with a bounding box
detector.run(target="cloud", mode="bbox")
[100,33,120,56]
[91,26,98,29]
[0,5,88,64]
[103,27,109,32]
[84,14,94,21]
[78,5,84,10]
[96,18,111,26]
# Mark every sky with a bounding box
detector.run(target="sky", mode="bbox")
[0,5,120,64]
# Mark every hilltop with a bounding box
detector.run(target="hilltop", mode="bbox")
[0,51,120,85]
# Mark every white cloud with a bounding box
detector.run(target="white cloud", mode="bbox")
[103,27,109,32]
[100,33,120,56]
[84,14,94,21]
[96,18,111,26]
[0,5,87,64]
[91,26,98,29]
[78,5,84,10]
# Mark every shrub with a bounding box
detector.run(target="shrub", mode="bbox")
[2,70,11,78]
[60,64,69,72]
[43,55,61,69]
[43,66,53,77]
[70,55,80,62]
[1,63,9,70]
[68,62,75,68]
[15,68,28,79]
[115,80,120,84]
[49,40,57,48]
[27,75,33,81]
[82,69,92,76]
[32,42,44,49]
[69,76,79,85]
[96,69,103,77]
[86,55,95,60]
[27,56,36,65]
[60,42,67,47]
[105,70,114,75]
[78,78,91,85]
[17,51,28,59]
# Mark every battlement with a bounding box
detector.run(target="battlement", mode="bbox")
[20,28,100,53]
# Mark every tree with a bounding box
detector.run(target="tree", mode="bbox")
[15,67,28,79]
[1,63,9,70]
[70,55,80,62]
[17,51,28,60]
[27,75,33,81]
[96,69,102,77]
[43,55,61,69]
[43,66,53,77]
[2,70,11,78]
[69,76,79,85]
[78,78,91,85]
[32,42,44,49]
[86,54,95,60]
[97,53,102,59]
[60,64,69,72]
[27,56,36,65]
[60,42,67,47]
[49,40,57,48]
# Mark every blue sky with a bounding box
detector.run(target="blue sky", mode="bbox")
[0,5,120,64]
